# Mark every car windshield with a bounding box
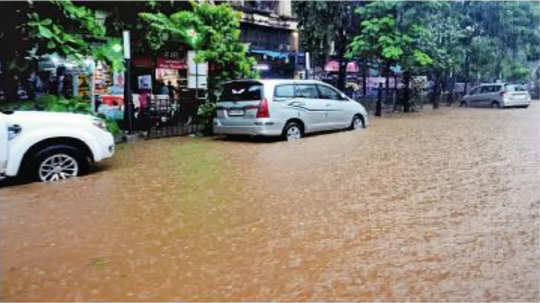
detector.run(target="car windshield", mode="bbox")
[219,82,262,102]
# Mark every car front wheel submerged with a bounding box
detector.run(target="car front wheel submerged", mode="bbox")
[283,122,302,141]
[350,115,364,131]
[32,145,88,182]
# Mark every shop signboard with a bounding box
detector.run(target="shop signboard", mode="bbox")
[156,58,187,69]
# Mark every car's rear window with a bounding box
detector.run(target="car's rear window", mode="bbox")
[219,82,262,102]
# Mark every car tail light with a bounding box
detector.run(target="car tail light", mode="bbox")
[256,98,269,118]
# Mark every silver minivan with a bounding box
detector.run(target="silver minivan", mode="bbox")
[213,79,369,140]
[461,83,531,108]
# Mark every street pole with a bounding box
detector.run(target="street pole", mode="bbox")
[305,52,310,80]
[195,60,199,100]
[123,30,133,134]
[376,83,382,117]
[90,72,95,113]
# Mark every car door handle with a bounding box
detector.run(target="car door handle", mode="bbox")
[288,101,305,107]
[325,103,331,107]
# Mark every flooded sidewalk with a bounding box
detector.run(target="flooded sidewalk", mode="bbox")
[1,104,539,301]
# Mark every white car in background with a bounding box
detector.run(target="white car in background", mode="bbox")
[213,79,369,140]
[460,83,531,108]
[0,110,115,182]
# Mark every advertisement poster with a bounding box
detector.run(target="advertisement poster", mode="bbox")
[78,74,90,100]
[93,62,112,95]
[138,75,152,91]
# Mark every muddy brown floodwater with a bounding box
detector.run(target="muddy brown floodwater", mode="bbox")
[1,104,539,301]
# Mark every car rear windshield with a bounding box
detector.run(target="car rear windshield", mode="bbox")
[219,82,262,102]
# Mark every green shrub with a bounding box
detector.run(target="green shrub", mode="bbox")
[105,118,121,135]
[37,95,93,114]
[196,102,217,135]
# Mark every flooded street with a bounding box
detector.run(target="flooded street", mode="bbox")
[1,104,539,301]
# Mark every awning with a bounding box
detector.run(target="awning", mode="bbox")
[325,60,358,73]
[250,49,290,59]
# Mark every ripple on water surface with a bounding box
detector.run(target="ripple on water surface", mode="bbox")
[1,104,539,300]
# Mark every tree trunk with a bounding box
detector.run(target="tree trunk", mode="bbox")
[362,62,367,97]
[385,63,390,105]
[463,52,470,95]
[447,72,455,106]
[376,83,382,116]
[431,73,440,109]
[337,58,347,91]
[441,72,448,106]
[336,37,348,91]
[403,71,411,113]
[394,73,398,106]
[494,54,504,82]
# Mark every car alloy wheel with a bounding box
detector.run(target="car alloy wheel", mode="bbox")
[286,125,302,140]
[491,101,500,108]
[38,153,79,182]
[353,116,364,130]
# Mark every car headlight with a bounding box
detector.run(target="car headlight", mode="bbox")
[92,118,108,132]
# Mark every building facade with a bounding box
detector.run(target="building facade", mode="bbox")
[226,0,303,78]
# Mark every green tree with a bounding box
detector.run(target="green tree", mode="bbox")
[139,2,257,102]
[91,1,191,54]
[293,1,363,90]
[22,1,106,60]
[0,0,124,86]
[416,2,465,107]
[456,1,539,88]
[347,1,433,112]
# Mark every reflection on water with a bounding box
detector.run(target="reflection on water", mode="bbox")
[1,104,539,301]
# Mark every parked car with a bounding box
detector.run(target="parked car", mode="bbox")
[213,79,369,140]
[460,83,531,108]
[0,110,115,182]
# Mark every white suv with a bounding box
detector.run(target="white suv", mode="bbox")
[0,110,115,182]
[213,79,369,140]
[461,83,531,108]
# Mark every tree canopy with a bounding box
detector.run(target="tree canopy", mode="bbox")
[294,0,540,93]
[139,1,258,101]
[293,1,363,90]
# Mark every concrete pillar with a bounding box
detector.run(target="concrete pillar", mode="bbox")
[278,0,291,17]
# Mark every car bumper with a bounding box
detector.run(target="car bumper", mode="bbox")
[93,131,115,162]
[503,99,531,107]
[213,120,282,136]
